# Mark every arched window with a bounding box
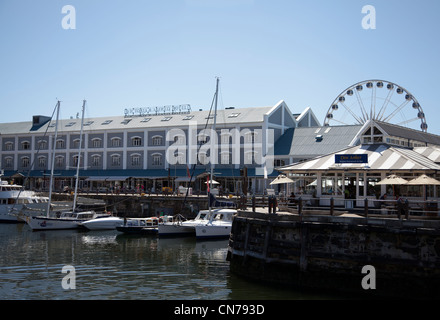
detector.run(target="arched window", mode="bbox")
[152,153,163,166]
[132,136,142,146]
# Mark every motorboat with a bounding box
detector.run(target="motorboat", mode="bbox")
[116,216,173,235]
[157,211,210,237]
[80,215,124,230]
[0,180,49,223]
[26,210,106,231]
[158,208,236,238]
[194,208,236,239]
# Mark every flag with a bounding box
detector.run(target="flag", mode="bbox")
[187,165,191,178]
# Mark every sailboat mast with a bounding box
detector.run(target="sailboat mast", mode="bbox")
[209,77,220,212]
[72,100,86,212]
[47,101,60,218]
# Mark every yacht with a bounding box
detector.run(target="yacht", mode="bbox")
[194,208,236,239]
[158,209,235,238]
[26,210,106,231]
[80,215,124,231]
[157,211,210,236]
[116,216,173,235]
[0,180,49,223]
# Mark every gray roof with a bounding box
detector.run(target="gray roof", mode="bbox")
[376,121,440,145]
[0,106,274,135]
[274,125,363,158]
[280,143,440,172]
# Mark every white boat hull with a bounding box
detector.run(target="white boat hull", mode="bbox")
[195,224,232,239]
[158,222,196,236]
[81,217,123,230]
[27,216,81,231]
[0,207,21,223]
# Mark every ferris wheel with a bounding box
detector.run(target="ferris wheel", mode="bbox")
[323,80,428,132]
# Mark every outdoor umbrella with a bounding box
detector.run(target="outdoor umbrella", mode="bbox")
[270,174,294,196]
[269,174,294,185]
[407,174,440,200]
[406,174,440,186]
[376,174,408,196]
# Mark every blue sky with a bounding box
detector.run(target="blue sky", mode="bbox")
[1,0,439,133]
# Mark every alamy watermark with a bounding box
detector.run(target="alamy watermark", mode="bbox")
[165,123,274,176]
[361,265,376,290]
[362,5,376,30]
[61,5,76,30]
[61,265,76,290]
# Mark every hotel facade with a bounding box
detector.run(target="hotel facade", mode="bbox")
[0,101,318,194]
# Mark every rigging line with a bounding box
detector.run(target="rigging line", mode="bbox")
[382,99,410,123]
[377,88,394,121]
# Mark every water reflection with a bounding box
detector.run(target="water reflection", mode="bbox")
[0,224,331,300]
[0,224,231,300]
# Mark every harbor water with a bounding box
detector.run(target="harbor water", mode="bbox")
[0,223,332,300]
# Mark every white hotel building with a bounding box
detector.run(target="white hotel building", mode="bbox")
[0,101,318,194]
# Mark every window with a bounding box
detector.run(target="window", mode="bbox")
[121,119,132,125]
[65,122,76,127]
[21,141,30,150]
[131,154,141,166]
[5,142,13,151]
[21,157,30,168]
[37,140,47,150]
[38,156,46,167]
[92,138,102,148]
[245,131,256,143]
[132,137,142,146]
[152,136,163,146]
[173,135,185,145]
[91,155,101,167]
[72,139,81,149]
[55,156,64,168]
[141,118,151,123]
[161,116,172,121]
[228,113,240,118]
[4,157,13,168]
[182,115,194,120]
[84,121,94,126]
[56,139,65,149]
[111,137,121,147]
[102,120,113,125]
[152,154,162,166]
[73,155,80,167]
[92,138,101,148]
[111,154,121,166]
[221,152,231,165]
[221,133,231,144]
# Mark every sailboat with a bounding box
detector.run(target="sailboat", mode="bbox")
[158,78,237,238]
[27,100,104,231]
